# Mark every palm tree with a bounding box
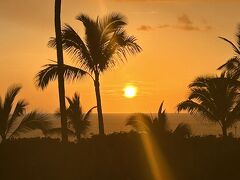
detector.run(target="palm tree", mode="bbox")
[0,85,48,143]
[218,25,240,76]
[177,73,240,137]
[65,93,96,141]
[48,93,96,142]
[126,102,191,138]
[36,13,142,135]
[53,0,68,142]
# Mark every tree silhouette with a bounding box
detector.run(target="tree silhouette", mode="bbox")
[36,13,141,135]
[126,102,191,138]
[177,73,240,137]
[48,93,96,142]
[218,25,240,77]
[44,0,69,142]
[65,93,96,141]
[0,85,48,143]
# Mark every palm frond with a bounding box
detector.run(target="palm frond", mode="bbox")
[219,36,240,54]
[82,106,96,123]
[3,85,22,120]
[177,100,216,121]
[100,29,141,71]
[10,111,49,138]
[7,100,28,133]
[126,113,153,133]
[76,14,102,64]
[35,63,88,89]
[218,56,240,71]
[49,24,94,71]
[99,13,127,43]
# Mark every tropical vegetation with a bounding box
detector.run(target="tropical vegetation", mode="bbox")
[177,73,240,137]
[126,102,191,138]
[36,13,142,135]
[0,85,48,143]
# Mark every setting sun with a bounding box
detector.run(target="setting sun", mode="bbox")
[124,85,137,98]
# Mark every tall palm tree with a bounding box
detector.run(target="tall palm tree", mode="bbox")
[37,0,68,142]
[126,102,191,138]
[218,25,240,76]
[177,73,240,137]
[36,13,142,135]
[0,85,48,143]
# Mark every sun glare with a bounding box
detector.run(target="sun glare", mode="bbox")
[124,85,137,98]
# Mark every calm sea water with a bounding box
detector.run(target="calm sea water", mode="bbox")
[47,113,240,137]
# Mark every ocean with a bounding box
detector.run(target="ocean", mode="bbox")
[18,113,240,139]
[47,113,240,137]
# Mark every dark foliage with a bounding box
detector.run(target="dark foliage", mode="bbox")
[0,133,240,180]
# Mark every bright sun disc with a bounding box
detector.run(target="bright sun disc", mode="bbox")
[124,85,137,98]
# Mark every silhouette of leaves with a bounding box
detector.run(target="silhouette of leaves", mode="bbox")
[35,63,88,89]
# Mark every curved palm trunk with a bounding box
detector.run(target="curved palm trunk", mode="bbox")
[94,76,105,135]
[55,0,68,142]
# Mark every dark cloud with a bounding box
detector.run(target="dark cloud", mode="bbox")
[137,25,153,31]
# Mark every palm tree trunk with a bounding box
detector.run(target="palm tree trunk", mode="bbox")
[55,0,68,142]
[1,134,6,144]
[94,76,105,135]
[76,132,81,143]
[222,126,228,137]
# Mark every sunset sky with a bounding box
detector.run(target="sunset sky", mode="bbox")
[0,0,240,113]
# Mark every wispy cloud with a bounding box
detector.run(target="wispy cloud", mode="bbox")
[158,24,170,29]
[137,25,154,31]
[137,14,212,32]
[158,14,213,31]
[175,14,201,31]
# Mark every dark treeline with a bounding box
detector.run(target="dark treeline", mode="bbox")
[1,133,240,180]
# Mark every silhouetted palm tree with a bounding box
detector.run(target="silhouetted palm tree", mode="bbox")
[49,93,96,142]
[218,25,240,77]
[126,102,191,138]
[65,93,96,141]
[177,73,240,137]
[0,85,48,143]
[52,0,68,142]
[36,13,142,135]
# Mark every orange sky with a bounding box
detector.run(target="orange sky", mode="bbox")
[0,0,240,113]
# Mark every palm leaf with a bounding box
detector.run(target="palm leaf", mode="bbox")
[177,100,217,121]
[10,111,49,138]
[218,56,240,71]
[35,63,87,89]
[219,36,240,54]
[3,85,22,120]
[83,106,97,122]
[126,113,153,133]
[6,100,28,134]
